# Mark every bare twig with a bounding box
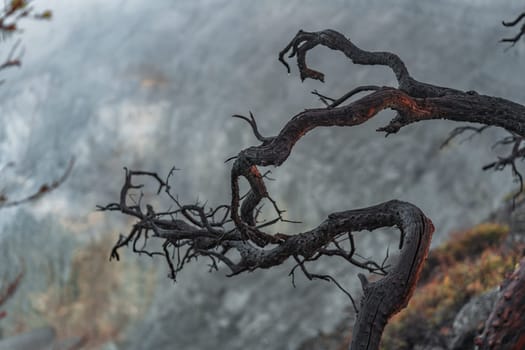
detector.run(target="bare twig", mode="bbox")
[440,125,490,149]
[501,11,525,46]
[0,157,74,208]
[103,26,525,350]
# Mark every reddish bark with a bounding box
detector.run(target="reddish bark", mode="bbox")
[103,27,525,350]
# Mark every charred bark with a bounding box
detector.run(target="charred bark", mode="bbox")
[502,11,525,46]
[102,28,525,350]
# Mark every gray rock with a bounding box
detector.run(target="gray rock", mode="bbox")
[448,288,499,350]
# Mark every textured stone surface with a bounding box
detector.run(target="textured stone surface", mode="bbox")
[448,289,499,350]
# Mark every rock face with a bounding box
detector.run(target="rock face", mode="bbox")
[0,1,524,350]
[297,201,525,350]
[448,289,499,350]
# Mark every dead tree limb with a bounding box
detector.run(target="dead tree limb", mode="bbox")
[104,28,525,349]
[502,11,525,46]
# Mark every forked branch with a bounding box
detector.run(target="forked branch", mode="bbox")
[502,11,525,46]
[105,28,525,350]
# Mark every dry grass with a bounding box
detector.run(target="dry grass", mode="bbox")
[381,222,521,349]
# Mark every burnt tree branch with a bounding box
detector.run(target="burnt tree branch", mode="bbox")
[502,11,525,46]
[104,28,525,350]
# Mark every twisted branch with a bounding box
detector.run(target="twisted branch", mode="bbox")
[104,28,525,349]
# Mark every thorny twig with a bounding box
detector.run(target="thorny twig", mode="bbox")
[502,11,525,46]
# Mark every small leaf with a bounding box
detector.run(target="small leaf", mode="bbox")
[36,10,52,19]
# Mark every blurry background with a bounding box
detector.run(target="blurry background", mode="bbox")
[0,0,524,349]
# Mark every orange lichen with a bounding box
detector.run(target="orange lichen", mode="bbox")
[420,223,509,282]
[248,165,262,178]
[385,90,432,117]
[381,222,518,350]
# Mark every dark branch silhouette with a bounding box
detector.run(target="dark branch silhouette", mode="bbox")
[502,11,525,46]
[103,28,525,349]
